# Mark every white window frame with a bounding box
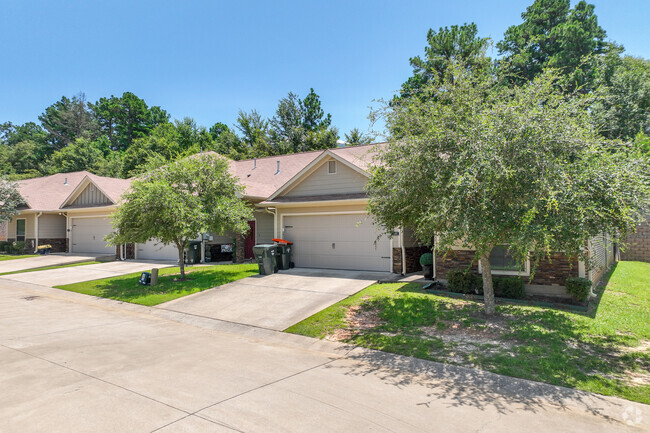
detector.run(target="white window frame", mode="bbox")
[327,160,337,174]
[478,245,531,276]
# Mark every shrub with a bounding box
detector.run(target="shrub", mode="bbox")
[446,269,482,294]
[0,241,8,253]
[565,277,592,302]
[11,241,25,254]
[419,253,433,266]
[493,276,526,299]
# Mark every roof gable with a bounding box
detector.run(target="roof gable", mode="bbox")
[61,176,114,208]
[267,150,370,201]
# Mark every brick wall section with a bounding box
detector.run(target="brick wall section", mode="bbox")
[435,250,479,278]
[0,221,6,241]
[529,253,579,286]
[114,243,136,260]
[435,250,579,286]
[37,238,67,253]
[392,247,432,274]
[621,217,650,262]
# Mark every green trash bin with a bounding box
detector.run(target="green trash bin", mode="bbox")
[253,244,277,275]
[275,243,293,270]
[186,241,202,264]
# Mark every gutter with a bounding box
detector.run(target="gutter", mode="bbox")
[34,212,42,253]
[400,226,406,276]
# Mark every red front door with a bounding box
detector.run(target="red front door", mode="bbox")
[244,220,255,259]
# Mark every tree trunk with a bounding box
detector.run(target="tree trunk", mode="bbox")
[479,254,496,315]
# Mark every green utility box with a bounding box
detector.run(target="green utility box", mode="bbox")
[253,244,277,275]
[275,243,293,270]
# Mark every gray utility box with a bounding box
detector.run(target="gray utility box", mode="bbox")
[253,244,277,275]
[275,244,292,270]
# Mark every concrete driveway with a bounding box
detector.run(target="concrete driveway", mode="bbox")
[0,254,98,274]
[0,260,174,286]
[0,278,646,432]
[158,268,388,330]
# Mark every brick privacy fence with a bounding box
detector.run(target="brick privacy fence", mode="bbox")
[392,246,432,274]
[621,217,650,262]
[435,250,578,286]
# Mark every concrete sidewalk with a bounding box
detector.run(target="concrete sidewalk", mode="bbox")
[0,260,174,286]
[158,268,388,330]
[0,278,647,432]
[0,254,99,274]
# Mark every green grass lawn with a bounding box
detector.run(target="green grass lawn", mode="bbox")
[0,254,40,261]
[287,261,650,404]
[55,263,259,306]
[0,261,100,276]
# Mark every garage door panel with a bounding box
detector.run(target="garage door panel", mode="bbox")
[283,214,390,272]
[71,217,113,254]
[137,240,179,261]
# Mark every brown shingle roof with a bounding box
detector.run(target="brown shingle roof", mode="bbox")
[15,143,385,209]
[17,172,132,211]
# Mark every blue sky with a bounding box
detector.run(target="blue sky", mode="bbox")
[2,0,648,138]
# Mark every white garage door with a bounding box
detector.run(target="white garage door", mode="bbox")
[136,240,179,261]
[71,217,113,254]
[282,213,391,272]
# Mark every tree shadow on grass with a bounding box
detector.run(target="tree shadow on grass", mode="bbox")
[345,281,649,406]
[323,347,643,425]
[91,268,257,301]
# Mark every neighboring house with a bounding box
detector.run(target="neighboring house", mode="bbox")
[5,143,616,292]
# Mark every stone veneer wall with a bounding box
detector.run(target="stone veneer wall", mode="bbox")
[621,217,650,262]
[435,250,579,286]
[37,238,67,253]
[392,246,433,274]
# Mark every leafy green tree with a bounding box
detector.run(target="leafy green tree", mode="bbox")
[269,92,305,153]
[0,178,22,224]
[38,93,98,149]
[368,65,650,314]
[268,89,339,153]
[47,138,106,174]
[91,92,169,151]
[400,23,491,98]
[497,0,612,91]
[0,122,47,147]
[302,88,332,131]
[121,123,184,177]
[236,110,272,157]
[108,154,253,279]
[208,122,231,140]
[344,128,373,146]
[591,56,650,140]
[173,117,214,152]
[5,141,43,175]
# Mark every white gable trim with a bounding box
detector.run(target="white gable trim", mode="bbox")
[267,150,369,200]
[60,176,114,208]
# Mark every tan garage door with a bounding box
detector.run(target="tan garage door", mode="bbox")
[70,217,113,254]
[282,213,391,272]
[137,240,179,261]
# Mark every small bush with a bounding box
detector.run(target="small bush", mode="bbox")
[493,276,526,299]
[565,277,592,302]
[0,241,8,253]
[419,253,433,266]
[11,241,25,254]
[446,269,482,294]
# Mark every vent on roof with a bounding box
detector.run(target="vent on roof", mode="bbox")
[328,160,337,174]
[64,177,68,186]
[253,158,257,169]
[275,160,280,175]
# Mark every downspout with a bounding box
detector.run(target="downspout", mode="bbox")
[265,207,277,239]
[34,212,42,253]
[399,227,406,275]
